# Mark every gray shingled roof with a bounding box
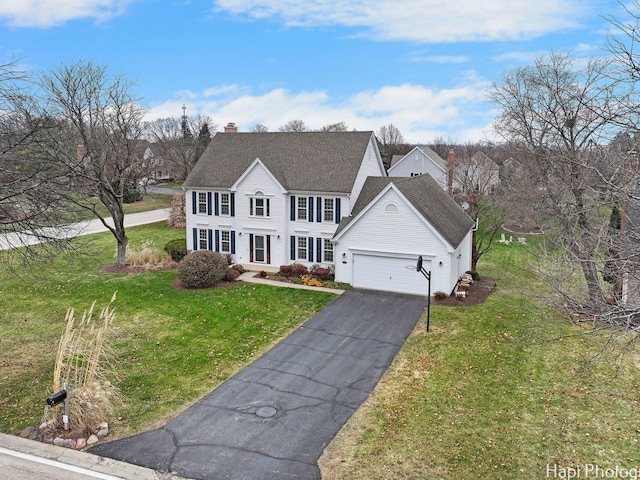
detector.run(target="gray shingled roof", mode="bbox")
[183,131,376,193]
[336,174,475,248]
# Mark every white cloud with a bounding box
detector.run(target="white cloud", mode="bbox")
[146,80,494,143]
[410,55,471,64]
[214,0,593,43]
[0,0,134,28]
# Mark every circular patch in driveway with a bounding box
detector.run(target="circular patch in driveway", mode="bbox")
[255,406,277,418]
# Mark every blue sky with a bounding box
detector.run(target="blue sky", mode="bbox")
[0,0,630,143]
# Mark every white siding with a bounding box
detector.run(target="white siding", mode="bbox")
[334,188,461,295]
[388,149,447,190]
[349,136,387,209]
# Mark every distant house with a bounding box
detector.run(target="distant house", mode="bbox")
[183,130,474,296]
[387,145,451,191]
[453,151,500,195]
[135,140,172,184]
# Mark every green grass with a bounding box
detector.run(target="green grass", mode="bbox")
[0,223,336,437]
[320,239,640,479]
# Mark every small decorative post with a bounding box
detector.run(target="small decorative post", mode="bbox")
[416,255,432,332]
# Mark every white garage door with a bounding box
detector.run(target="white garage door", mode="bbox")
[352,253,428,296]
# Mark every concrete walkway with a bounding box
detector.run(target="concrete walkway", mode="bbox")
[88,289,427,480]
[237,271,345,295]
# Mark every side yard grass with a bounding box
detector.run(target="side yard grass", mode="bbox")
[320,240,640,479]
[0,223,336,437]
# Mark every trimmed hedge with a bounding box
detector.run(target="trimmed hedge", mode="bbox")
[177,251,228,288]
[164,238,187,262]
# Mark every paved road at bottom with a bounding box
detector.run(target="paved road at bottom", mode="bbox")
[89,289,427,480]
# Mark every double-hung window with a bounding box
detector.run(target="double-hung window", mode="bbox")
[250,192,270,217]
[323,239,334,262]
[220,193,230,216]
[197,192,207,214]
[297,197,307,221]
[198,229,209,250]
[296,237,308,260]
[323,198,335,223]
[220,230,231,253]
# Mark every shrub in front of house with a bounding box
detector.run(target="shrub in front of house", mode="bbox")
[224,268,241,281]
[164,238,187,262]
[301,274,325,287]
[466,270,480,281]
[279,265,294,277]
[293,263,308,276]
[178,251,228,288]
[230,264,246,273]
[311,266,332,281]
[434,291,448,300]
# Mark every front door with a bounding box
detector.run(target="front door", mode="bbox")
[253,235,265,263]
[250,234,271,264]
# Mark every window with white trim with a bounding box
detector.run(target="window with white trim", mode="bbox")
[296,236,308,260]
[250,192,270,217]
[297,197,307,220]
[323,239,334,262]
[198,229,209,250]
[323,198,334,223]
[220,193,230,216]
[220,230,231,253]
[197,192,207,214]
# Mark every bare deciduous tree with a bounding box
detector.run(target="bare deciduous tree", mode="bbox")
[0,62,83,263]
[488,51,636,314]
[39,60,146,266]
[145,115,215,180]
[279,119,308,132]
[319,121,348,132]
[376,123,407,168]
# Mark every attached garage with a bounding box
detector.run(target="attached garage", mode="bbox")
[352,252,429,296]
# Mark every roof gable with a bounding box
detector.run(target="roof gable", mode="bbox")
[335,174,474,248]
[230,157,286,193]
[184,131,378,193]
[388,145,447,174]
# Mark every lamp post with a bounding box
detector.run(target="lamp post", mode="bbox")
[416,255,432,332]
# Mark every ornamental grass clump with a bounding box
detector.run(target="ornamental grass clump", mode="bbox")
[44,293,122,437]
[126,240,174,268]
[177,250,228,288]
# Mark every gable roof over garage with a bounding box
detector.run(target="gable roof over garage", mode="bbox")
[335,173,475,248]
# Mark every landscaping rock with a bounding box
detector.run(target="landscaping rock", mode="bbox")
[19,426,34,438]
[86,434,99,445]
[75,438,87,450]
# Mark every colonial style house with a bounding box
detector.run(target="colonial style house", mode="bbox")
[184,130,474,296]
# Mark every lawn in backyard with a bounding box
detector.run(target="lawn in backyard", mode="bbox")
[0,222,336,437]
[320,238,640,479]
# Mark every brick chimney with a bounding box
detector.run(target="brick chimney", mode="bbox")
[448,149,455,196]
[224,122,238,133]
[77,144,86,163]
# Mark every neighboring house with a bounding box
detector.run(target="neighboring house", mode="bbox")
[135,140,172,184]
[333,174,475,296]
[183,131,386,269]
[453,151,500,195]
[387,145,450,190]
[183,130,475,296]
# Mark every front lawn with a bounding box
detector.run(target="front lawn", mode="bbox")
[0,223,336,437]
[320,240,640,479]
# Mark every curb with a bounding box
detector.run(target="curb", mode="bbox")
[0,432,185,479]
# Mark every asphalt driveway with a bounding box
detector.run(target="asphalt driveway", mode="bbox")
[89,289,426,480]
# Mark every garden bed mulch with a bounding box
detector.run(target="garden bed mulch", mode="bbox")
[432,277,498,307]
